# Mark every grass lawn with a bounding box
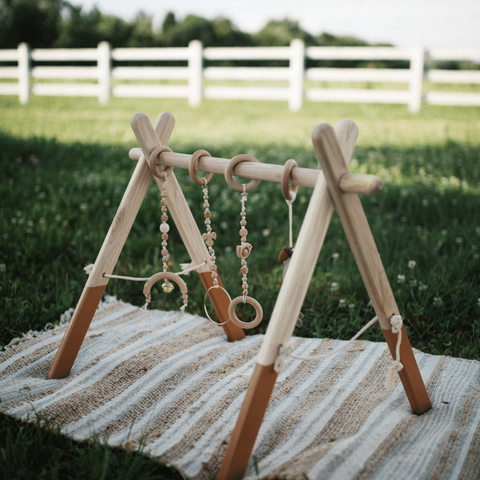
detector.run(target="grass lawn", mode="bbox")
[1,95,479,478]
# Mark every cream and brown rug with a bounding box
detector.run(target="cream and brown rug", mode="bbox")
[1,297,479,479]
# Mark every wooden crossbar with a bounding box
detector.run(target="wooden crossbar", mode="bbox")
[128,145,384,195]
[47,111,431,480]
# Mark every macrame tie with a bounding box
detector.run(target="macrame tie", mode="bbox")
[385,315,404,389]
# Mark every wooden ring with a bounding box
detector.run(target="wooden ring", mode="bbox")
[143,272,188,297]
[189,150,214,185]
[225,154,260,192]
[228,296,263,329]
[204,285,231,326]
[281,159,299,201]
[149,145,174,178]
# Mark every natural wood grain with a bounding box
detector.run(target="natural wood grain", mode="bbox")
[218,121,359,480]
[129,147,382,195]
[257,120,358,367]
[312,123,431,414]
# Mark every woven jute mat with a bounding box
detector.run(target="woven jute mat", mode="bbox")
[1,297,479,479]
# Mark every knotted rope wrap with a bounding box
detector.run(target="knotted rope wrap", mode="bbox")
[274,314,405,390]
[385,314,404,389]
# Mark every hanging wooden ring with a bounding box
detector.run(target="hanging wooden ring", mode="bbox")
[281,159,299,201]
[149,145,174,179]
[225,154,261,192]
[228,296,263,329]
[143,271,188,306]
[189,149,214,185]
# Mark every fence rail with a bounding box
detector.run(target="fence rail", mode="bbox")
[0,40,479,112]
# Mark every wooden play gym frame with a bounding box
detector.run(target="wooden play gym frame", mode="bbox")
[47,111,432,480]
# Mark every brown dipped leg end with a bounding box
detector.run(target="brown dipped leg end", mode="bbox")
[47,284,106,380]
[217,363,278,480]
[383,325,432,415]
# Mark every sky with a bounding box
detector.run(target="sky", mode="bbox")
[70,0,480,50]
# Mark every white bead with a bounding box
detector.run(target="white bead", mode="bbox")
[159,223,170,233]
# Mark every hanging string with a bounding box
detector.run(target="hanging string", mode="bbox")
[83,261,207,281]
[274,314,404,390]
[286,191,296,248]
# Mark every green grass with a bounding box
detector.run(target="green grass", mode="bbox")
[0,95,479,478]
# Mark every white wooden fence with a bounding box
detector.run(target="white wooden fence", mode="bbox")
[0,40,479,112]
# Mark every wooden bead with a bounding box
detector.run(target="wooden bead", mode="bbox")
[241,266,249,274]
[162,234,168,240]
[205,211,211,218]
[278,246,293,263]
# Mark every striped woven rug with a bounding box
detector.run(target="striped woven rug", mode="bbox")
[1,297,479,479]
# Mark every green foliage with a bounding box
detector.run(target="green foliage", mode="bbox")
[0,0,63,48]
[254,19,317,46]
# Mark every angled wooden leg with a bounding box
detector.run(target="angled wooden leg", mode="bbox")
[217,121,359,480]
[131,114,245,342]
[47,113,176,379]
[312,123,431,415]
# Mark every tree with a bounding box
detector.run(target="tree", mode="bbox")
[0,0,64,48]
[253,19,317,47]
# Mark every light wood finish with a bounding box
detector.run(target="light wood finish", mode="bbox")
[218,121,359,480]
[312,123,431,413]
[312,124,397,330]
[130,113,246,341]
[339,172,383,195]
[47,113,176,380]
[128,147,383,196]
[257,120,358,367]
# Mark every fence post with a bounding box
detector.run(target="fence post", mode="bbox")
[409,43,425,113]
[188,40,203,107]
[289,39,305,112]
[98,41,111,104]
[18,43,30,104]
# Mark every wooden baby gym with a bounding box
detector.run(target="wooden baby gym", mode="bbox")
[47,111,432,480]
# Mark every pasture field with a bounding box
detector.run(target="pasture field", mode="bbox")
[0,96,479,478]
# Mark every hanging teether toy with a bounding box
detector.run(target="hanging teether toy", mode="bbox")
[189,150,232,325]
[143,153,188,312]
[224,154,263,329]
[279,159,303,326]
[279,159,298,271]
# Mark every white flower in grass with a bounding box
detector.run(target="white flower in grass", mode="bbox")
[330,282,339,292]
[397,275,406,284]
[418,283,428,291]
[339,299,346,307]
[433,297,443,307]
[456,237,463,245]
[408,260,416,269]
[0,264,5,272]
[332,253,340,262]
[476,227,480,236]
[262,229,270,237]
[348,303,355,310]
[410,279,417,287]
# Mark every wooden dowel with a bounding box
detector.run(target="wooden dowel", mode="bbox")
[129,147,383,195]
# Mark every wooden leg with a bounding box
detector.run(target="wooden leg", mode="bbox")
[383,326,431,414]
[47,113,175,380]
[47,285,106,379]
[217,363,278,480]
[312,123,431,414]
[198,272,245,341]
